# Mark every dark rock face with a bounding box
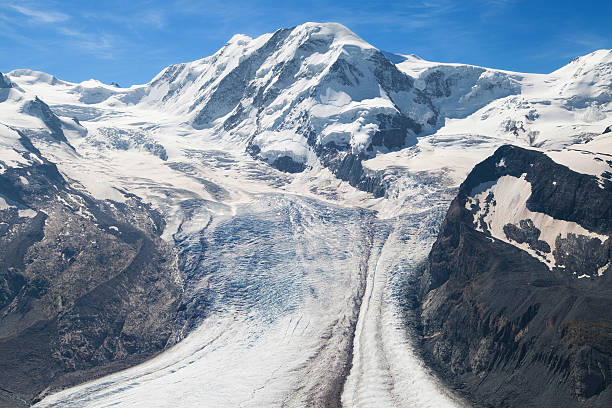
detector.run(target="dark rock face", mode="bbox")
[603,125,611,134]
[21,97,73,148]
[0,144,181,406]
[371,113,420,150]
[271,155,305,173]
[315,144,386,197]
[503,219,551,253]
[418,145,612,407]
[0,73,13,103]
[0,73,12,89]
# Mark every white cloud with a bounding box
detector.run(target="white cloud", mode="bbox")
[57,27,117,59]
[9,4,69,23]
[139,10,165,29]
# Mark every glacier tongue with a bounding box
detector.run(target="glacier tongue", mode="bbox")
[26,119,470,407]
[36,194,373,407]
[35,192,466,408]
[342,214,465,408]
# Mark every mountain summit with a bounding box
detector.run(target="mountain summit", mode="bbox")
[142,22,436,184]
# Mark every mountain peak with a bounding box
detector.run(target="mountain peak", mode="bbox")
[7,69,64,86]
[570,48,612,63]
[288,21,374,50]
[554,48,612,74]
[226,33,253,46]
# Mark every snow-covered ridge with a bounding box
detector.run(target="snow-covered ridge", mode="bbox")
[545,148,612,188]
[5,22,436,174]
[1,22,610,212]
[397,49,612,149]
[3,24,611,174]
[0,22,610,222]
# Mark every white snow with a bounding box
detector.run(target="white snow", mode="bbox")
[0,124,35,169]
[252,130,311,164]
[397,50,612,149]
[341,223,466,408]
[467,175,608,269]
[18,208,37,218]
[546,149,612,182]
[0,195,12,210]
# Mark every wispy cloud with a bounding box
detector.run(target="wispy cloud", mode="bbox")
[477,0,517,21]
[57,27,118,59]
[8,4,69,23]
[311,0,461,32]
[138,9,165,29]
[0,2,121,59]
[565,33,610,51]
[82,8,167,30]
[1,0,609,83]
[525,31,610,72]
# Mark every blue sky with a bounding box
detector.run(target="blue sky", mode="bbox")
[1,0,610,85]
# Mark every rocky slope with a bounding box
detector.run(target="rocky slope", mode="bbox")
[419,144,612,407]
[0,126,181,406]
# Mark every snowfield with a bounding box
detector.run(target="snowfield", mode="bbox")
[0,22,610,408]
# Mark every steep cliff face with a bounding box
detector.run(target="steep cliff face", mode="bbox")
[419,145,612,407]
[0,129,181,406]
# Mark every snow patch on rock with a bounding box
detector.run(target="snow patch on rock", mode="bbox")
[467,174,608,271]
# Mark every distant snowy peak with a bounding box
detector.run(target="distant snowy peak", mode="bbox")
[396,55,526,117]
[2,22,611,196]
[415,65,522,119]
[553,49,612,78]
[398,49,612,149]
[8,69,66,86]
[550,49,612,100]
[142,22,436,182]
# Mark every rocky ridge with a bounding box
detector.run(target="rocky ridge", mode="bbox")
[419,145,612,407]
[0,128,181,406]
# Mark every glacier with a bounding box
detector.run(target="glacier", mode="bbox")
[0,21,610,407]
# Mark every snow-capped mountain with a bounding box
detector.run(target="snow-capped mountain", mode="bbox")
[3,24,611,193]
[396,49,612,149]
[0,22,611,408]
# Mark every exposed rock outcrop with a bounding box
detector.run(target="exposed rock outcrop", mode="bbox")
[0,138,181,406]
[21,97,73,148]
[418,145,612,407]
